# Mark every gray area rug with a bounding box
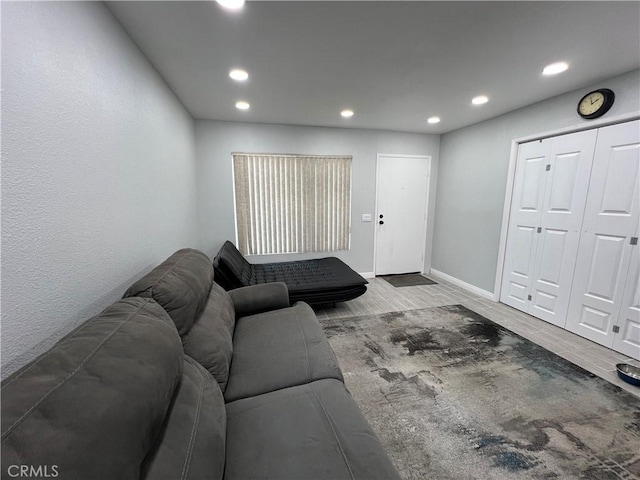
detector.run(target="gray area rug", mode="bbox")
[380,274,438,287]
[320,305,640,480]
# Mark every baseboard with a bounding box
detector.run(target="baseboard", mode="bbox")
[428,269,496,301]
[359,272,375,279]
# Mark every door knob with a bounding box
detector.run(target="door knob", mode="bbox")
[379,220,384,225]
[379,214,384,218]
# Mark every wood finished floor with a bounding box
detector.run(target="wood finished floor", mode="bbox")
[313,276,640,399]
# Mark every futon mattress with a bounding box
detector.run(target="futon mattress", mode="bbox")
[213,241,368,305]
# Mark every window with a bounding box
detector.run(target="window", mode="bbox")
[233,153,352,255]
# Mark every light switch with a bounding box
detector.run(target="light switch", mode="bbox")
[361,214,372,222]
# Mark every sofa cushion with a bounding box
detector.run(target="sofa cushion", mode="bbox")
[141,356,226,480]
[124,248,214,335]
[223,303,343,402]
[1,298,183,480]
[228,282,290,317]
[181,283,235,391]
[225,379,401,480]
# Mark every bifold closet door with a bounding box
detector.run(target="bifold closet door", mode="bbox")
[501,130,597,326]
[566,120,640,354]
[528,130,597,326]
[500,140,550,311]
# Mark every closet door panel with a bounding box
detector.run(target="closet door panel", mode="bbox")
[500,140,550,310]
[529,130,597,326]
[569,233,628,338]
[612,238,640,360]
[529,228,567,315]
[566,120,640,347]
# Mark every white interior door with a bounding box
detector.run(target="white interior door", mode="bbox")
[500,130,596,325]
[375,155,430,275]
[528,130,597,326]
[566,120,640,347]
[500,140,550,310]
[613,229,640,360]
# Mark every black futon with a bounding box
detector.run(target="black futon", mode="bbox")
[213,241,368,305]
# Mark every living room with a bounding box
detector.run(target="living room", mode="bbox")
[2,1,639,479]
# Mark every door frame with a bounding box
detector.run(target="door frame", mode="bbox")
[494,112,640,302]
[374,153,431,276]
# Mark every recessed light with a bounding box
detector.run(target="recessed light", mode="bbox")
[427,116,441,124]
[216,0,245,10]
[229,69,249,81]
[235,101,250,110]
[341,109,354,118]
[472,95,489,105]
[542,62,569,76]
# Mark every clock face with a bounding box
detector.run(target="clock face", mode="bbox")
[577,89,615,119]
[579,92,605,116]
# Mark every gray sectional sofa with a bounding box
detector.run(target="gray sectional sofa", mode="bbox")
[1,248,401,480]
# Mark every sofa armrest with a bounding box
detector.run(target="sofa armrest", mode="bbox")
[228,282,290,318]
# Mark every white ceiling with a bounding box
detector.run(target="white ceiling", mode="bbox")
[107,1,640,134]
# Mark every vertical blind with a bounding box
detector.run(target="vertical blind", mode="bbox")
[233,153,352,255]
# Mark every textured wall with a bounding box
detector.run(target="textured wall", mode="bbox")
[1,2,198,378]
[433,69,640,293]
[195,121,439,275]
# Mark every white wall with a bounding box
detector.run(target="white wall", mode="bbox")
[432,69,640,294]
[1,2,199,379]
[195,121,439,275]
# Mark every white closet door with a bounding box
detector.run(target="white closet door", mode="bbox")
[566,120,640,347]
[528,130,597,326]
[613,231,640,360]
[500,140,550,310]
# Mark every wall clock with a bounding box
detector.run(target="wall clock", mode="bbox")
[577,88,615,119]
